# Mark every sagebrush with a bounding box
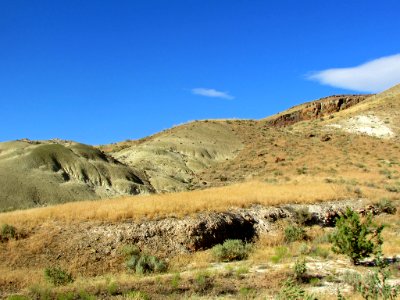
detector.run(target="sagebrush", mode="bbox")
[211,239,251,262]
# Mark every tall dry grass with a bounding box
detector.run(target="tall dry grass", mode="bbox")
[0,181,354,227]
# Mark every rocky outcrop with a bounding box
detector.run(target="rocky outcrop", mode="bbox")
[70,199,372,259]
[268,95,371,127]
[3,199,390,276]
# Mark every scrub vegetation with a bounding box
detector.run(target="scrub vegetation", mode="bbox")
[1,85,400,298]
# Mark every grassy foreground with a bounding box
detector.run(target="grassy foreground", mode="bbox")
[0,179,395,228]
[1,203,399,299]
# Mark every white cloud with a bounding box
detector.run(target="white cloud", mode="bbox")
[308,54,400,93]
[191,88,234,99]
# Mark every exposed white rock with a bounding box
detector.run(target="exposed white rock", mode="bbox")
[328,115,394,138]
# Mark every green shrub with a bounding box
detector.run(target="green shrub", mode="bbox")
[136,255,167,274]
[271,246,289,264]
[376,198,397,214]
[284,225,307,243]
[1,224,16,239]
[330,208,384,264]
[107,281,119,295]
[44,267,74,286]
[120,244,140,257]
[309,278,321,286]
[293,259,307,282]
[126,252,167,275]
[170,273,181,290]
[124,291,150,300]
[123,245,167,275]
[358,269,399,300]
[194,271,213,294]
[342,268,399,300]
[294,208,313,226]
[275,278,316,300]
[211,239,251,262]
[126,254,140,270]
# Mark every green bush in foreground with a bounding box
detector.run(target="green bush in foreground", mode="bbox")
[211,239,251,262]
[293,259,307,282]
[275,278,316,300]
[343,267,400,300]
[125,248,167,275]
[44,266,74,286]
[330,208,384,264]
[284,225,307,243]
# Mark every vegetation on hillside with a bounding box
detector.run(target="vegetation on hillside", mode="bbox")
[1,85,400,298]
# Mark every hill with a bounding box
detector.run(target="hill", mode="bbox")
[102,87,400,198]
[0,139,153,211]
[1,85,400,212]
[196,86,400,190]
[1,84,400,299]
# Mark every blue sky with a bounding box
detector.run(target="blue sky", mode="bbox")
[1,0,400,145]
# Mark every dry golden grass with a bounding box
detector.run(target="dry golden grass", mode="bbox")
[0,181,355,227]
[0,267,44,291]
[250,232,285,262]
[168,250,213,272]
[376,208,400,257]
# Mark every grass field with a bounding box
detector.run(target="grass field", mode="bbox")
[1,179,396,229]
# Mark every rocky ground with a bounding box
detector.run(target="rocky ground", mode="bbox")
[2,198,399,299]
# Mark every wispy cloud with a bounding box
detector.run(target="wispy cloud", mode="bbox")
[191,88,234,100]
[308,54,400,93]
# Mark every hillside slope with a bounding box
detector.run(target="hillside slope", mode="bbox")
[2,85,399,211]
[102,121,244,192]
[0,140,153,212]
[197,84,400,190]
[102,92,383,193]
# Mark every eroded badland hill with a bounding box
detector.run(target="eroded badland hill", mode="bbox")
[1,84,400,299]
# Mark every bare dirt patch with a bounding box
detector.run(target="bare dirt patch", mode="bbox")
[328,114,394,138]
